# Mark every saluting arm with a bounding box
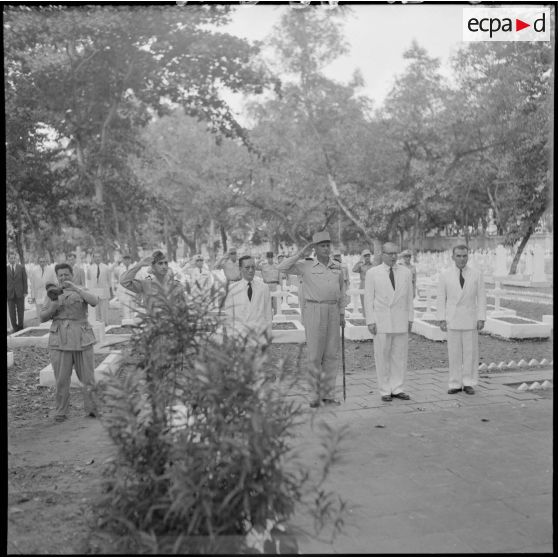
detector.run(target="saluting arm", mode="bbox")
[276,242,313,275]
[120,256,151,295]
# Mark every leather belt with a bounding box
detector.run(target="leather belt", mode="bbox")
[265,281,280,284]
[305,299,339,305]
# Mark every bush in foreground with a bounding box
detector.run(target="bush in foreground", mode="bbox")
[94,289,347,554]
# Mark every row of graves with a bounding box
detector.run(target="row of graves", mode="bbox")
[7,249,553,386]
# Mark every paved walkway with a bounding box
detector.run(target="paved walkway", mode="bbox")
[289,365,553,554]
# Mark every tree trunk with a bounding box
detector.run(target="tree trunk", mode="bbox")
[111,201,123,250]
[220,225,227,253]
[127,212,139,260]
[14,199,26,265]
[509,227,533,275]
[208,219,215,261]
[372,238,382,265]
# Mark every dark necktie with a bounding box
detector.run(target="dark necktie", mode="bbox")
[97,265,100,280]
[459,269,465,289]
[389,267,395,290]
[247,281,253,301]
[41,267,44,277]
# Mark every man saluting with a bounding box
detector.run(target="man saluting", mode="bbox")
[277,231,346,408]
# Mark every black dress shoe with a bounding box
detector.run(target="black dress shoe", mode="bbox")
[309,400,321,408]
[381,395,392,402]
[463,386,475,395]
[392,392,410,400]
[448,388,462,394]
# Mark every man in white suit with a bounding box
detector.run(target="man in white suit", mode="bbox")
[437,244,486,395]
[223,255,272,341]
[365,242,414,402]
[86,251,112,325]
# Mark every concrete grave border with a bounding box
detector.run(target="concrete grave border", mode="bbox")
[484,316,551,339]
[271,320,305,344]
[39,350,124,387]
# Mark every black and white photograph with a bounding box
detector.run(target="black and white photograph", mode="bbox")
[6,1,553,555]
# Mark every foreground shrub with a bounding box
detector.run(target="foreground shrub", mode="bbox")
[94,288,347,554]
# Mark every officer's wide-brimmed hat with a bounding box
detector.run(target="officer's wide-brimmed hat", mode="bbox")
[312,231,331,244]
[400,249,412,257]
[361,249,372,256]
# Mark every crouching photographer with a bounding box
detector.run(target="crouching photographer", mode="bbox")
[40,263,100,423]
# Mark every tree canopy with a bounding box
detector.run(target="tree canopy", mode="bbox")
[5,5,552,271]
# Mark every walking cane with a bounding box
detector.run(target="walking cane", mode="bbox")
[341,322,346,401]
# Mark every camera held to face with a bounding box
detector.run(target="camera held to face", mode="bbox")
[46,283,64,301]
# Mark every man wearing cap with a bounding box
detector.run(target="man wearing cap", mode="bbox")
[277,231,346,407]
[364,242,414,402]
[215,248,242,282]
[256,251,280,314]
[437,244,486,395]
[186,254,214,298]
[223,255,272,341]
[400,249,417,298]
[352,249,374,318]
[120,250,184,311]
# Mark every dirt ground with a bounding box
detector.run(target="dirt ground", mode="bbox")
[7,300,553,555]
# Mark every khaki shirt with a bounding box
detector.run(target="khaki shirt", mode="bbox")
[120,268,185,311]
[257,261,280,283]
[43,290,98,351]
[277,255,346,312]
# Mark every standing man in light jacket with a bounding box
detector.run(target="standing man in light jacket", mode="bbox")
[364,242,414,402]
[28,255,57,321]
[277,231,346,408]
[86,251,112,325]
[223,255,272,342]
[437,244,486,395]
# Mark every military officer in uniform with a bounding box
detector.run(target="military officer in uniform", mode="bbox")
[277,231,346,408]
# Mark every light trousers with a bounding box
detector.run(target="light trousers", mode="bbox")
[374,332,408,397]
[447,329,479,389]
[95,296,110,325]
[304,302,341,399]
[50,347,96,418]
